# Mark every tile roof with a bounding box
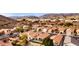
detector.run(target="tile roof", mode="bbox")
[9,37,19,41]
[0,30,4,34]
[23,31,50,39]
[23,31,39,38]
[58,27,65,31]
[0,39,12,46]
[37,32,50,39]
[76,29,79,32]
[0,29,11,34]
[50,34,63,45]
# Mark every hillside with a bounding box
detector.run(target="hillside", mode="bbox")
[11,13,79,20]
[11,16,39,19]
[0,15,17,29]
[40,13,79,19]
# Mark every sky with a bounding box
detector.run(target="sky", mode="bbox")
[0,13,46,17]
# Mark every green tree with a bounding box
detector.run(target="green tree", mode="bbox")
[64,22,73,27]
[58,23,64,26]
[16,26,24,32]
[22,19,26,21]
[12,34,28,46]
[42,38,54,46]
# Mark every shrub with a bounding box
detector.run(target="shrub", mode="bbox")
[58,23,64,26]
[64,22,73,27]
[22,19,26,21]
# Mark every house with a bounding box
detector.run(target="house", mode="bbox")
[0,30,5,35]
[37,32,50,40]
[51,27,58,33]
[36,27,42,32]
[9,37,19,41]
[59,19,64,21]
[23,25,28,29]
[23,31,50,42]
[40,19,51,21]
[10,27,17,33]
[23,31,38,41]
[76,29,79,35]
[58,27,66,34]
[50,34,64,46]
[47,28,53,33]
[1,29,11,35]
[66,28,72,35]
[66,28,75,35]
[65,20,73,23]
[0,38,12,46]
[42,27,48,33]
[64,28,76,46]
[16,19,23,21]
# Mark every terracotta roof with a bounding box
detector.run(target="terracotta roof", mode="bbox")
[58,27,65,32]
[9,37,19,41]
[58,27,65,31]
[50,34,63,45]
[23,31,39,38]
[0,29,11,34]
[51,27,58,31]
[0,30,4,34]
[23,31,50,39]
[0,39,12,46]
[10,28,16,33]
[47,29,53,33]
[76,29,79,32]
[30,32,39,38]
[37,33,50,39]
[50,35,57,39]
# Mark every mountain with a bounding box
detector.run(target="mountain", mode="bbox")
[0,15,17,29]
[40,13,79,19]
[11,13,79,20]
[27,16,39,19]
[10,16,39,19]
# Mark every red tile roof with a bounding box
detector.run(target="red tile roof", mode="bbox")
[50,34,63,45]
[76,29,79,32]
[58,27,65,31]
[37,33,50,39]
[0,40,12,46]
[0,30,4,34]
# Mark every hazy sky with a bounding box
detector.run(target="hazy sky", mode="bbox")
[0,13,46,17]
